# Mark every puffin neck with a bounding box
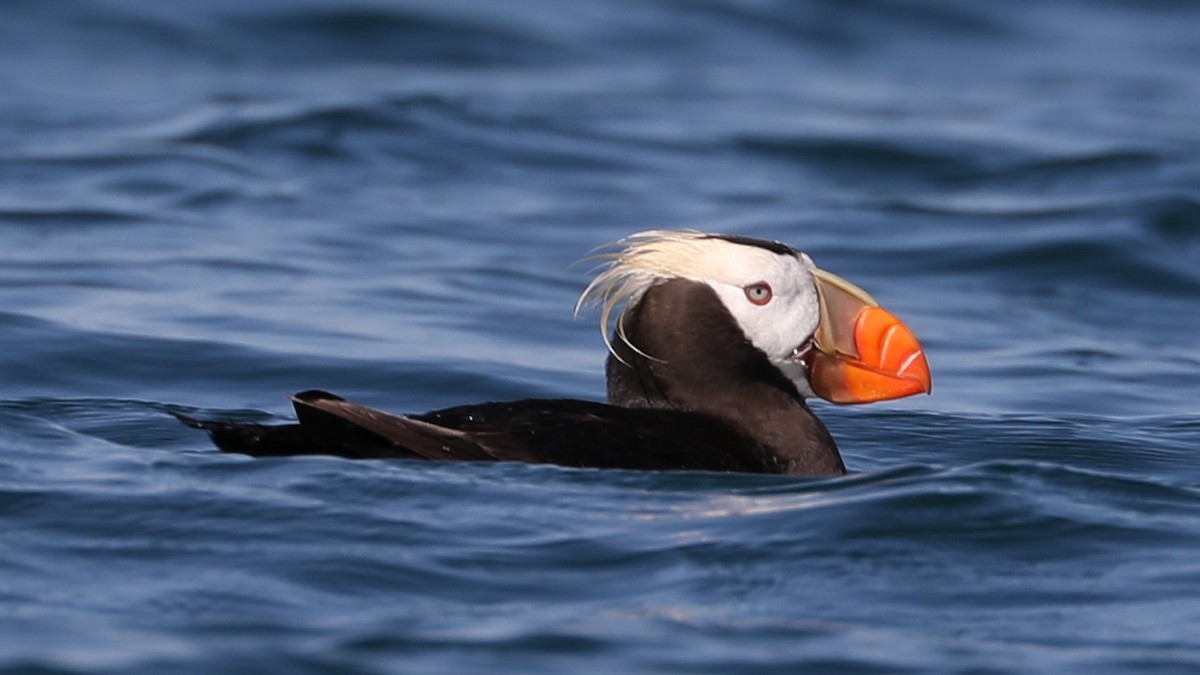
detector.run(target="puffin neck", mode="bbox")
[604,279,845,475]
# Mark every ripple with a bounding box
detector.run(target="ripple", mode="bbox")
[735,134,980,183]
[879,214,1200,297]
[1144,195,1200,244]
[0,205,148,227]
[220,6,570,67]
[979,149,1165,186]
[174,99,425,154]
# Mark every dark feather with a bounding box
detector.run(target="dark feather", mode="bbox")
[181,390,793,473]
[176,272,846,475]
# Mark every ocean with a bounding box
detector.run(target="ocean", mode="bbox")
[2,1,1199,672]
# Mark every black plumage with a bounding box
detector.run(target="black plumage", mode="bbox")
[174,228,943,475]
[178,278,845,475]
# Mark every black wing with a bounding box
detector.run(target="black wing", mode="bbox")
[178,390,783,473]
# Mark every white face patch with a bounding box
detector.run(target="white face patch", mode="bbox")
[576,231,823,387]
[699,241,821,362]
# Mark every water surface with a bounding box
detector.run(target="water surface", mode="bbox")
[2,1,1199,673]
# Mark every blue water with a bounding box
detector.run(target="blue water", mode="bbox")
[2,1,1200,672]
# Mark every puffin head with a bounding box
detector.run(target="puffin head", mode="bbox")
[576,230,931,405]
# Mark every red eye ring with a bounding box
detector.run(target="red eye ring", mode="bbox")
[744,281,773,306]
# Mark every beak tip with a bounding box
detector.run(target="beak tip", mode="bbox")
[808,307,932,405]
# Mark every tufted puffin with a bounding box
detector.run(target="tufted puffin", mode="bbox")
[177,231,931,475]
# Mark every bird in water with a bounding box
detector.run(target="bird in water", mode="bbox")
[177,230,931,475]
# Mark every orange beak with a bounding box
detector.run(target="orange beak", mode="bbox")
[803,268,932,404]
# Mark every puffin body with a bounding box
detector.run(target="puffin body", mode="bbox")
[178,231,931,475]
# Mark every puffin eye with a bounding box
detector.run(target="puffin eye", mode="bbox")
[744,281,773,306]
